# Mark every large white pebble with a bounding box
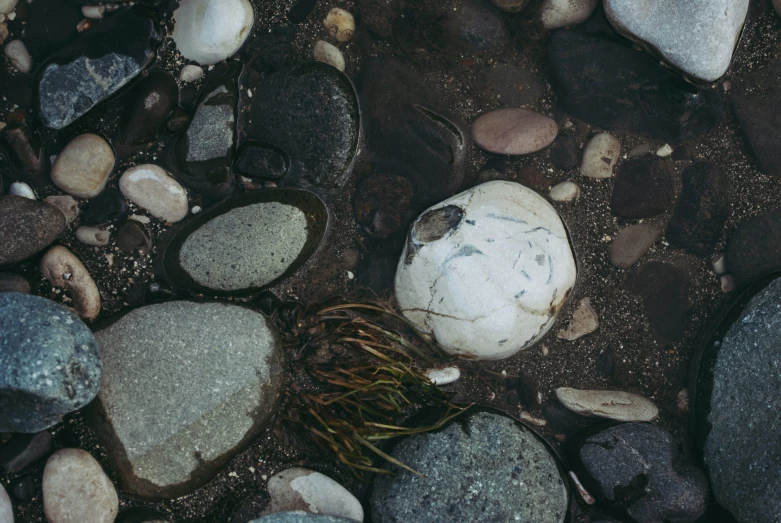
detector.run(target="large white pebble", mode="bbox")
[541,0,599,29]
[4,39,32,73]
[0,482,12,523]
[119,164,188,223]
[580,133,620,179]
[173,0,254,65]
[51,134,114,198]
[395,181,577,360]
[40,246,101,321]
[263,467,364,521]
[313,40,345,72]
[43,449,118,523]
[555,387,659,422]
[324,8,355,42]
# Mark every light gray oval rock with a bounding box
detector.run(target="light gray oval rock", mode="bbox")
[262,468,363,521]
[370,411,568,523]
[76,226,110,246]
[40,246,101,321]
[580,133,621,179]
[119,164,188,223]
[472,108,558,155]
[92,301,283,498]
[43,449,118,523]
[609,223,661,269]
[51,134,114,198]
[0,482,12,523]
[0,0,18,15]
[0,293,101,433]
[4,40,31,73]
[173,0,254,65]
[541,0,599,29]
[556,387,658,421]
[550,181,580,202]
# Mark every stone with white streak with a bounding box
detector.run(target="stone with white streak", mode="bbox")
[395,181,577,360]
[556,387,659,422]
[262,468,364,521]
[119,164,188,223]
[603,0,749,82]
[43,449,118,523]
[541,0,599,30]
[173,0,254,65]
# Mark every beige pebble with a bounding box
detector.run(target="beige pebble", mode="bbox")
[556,387,659,422]
[40,246,101,321]
[51,134,114,198]
[43,449,118,523]
[76,226,110,246]
[580,133,620,179]
[313,40,345,71]
[557,298,598,341]
[324,7,355,42]
[472,108,558,155]
[119,164,188,223]
[549,181,580,202]
[4,39,32,73]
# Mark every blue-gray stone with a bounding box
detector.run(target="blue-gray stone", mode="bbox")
[250,513,353,523]
[0,293,101,433]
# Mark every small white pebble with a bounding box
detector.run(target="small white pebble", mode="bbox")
[720,275,734,293]
[712,254,727,275]
[4,39,32,73]
[6,10,14,20]
[179,64,204,83]
[656,143,673,157]
[426,366,461,385]
[324,7,355,42]
[247,88,252,97]
[105,253,114,266]
[549,181,580,202]
[346,270,354,280]
[9,181,35,199]
[81,5,105,19]
[129,214,151,224]
[191,205,202,214]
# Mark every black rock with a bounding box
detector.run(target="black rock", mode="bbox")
[483,62,545,107]
[672,145,694,161]
[0,195,66,266]
[248,26,295,74]
[80,188,128,226]
[116,507,171,523]
[287,0,317,23]
[547,17,723,141]
[356,0,397,39]
[572,423,709,523]
[359,56,468,204]
[0,431,52,474]
[34,7,161,129]
[550,134,580,170]
[229,494,266,523]
[233,142,290,181]
[9,475,36,502]
[251,62,360,189]
[666,162,729,257]
[725,206,781,288]
[356,252,399,297]
[626,261,689,342]
[118,70,178,146]
[117,220,152,254]
[0,273,30,294]
[6,74,33,109]
[611,157,674,219]
[22,0,82,61]
[0,293,102,433]
[543,403,593,435]
[730,57,781,177]
[1,124,46,176]
[354,174,414,239]
[442,0,509,52]
[165,108,191,134]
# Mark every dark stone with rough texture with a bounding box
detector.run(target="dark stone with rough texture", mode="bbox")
[547,16,722,141]
[9,475,36,502]
[483,62,545,107]
[443,0,509,52]
[234,142,289,181]
[80,188,128,227]
[725,207,781,288]
[575,423,709,523]
[666,162,729,257]
[354,174,414,239]
[118,71,178,146]
[22,0,82,61]
[698,276,781,523]
[356,0,397,38]
[0,431,52,474]
[611,157,674,219]
[287,0,317,23]
[252,63,359,189]
[359,56,468,204]
[34,8,160,129]
[0,196,65,266]
[550,135,580,170]
[165,108,191,134]
[730,58,781,177]
[117,221,152,254]
[0,293,102,433]
[626,261,688,342]
[0,273,30,294]
[116,507,171,523]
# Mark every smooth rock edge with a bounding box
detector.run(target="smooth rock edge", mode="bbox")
[556,387,658,422]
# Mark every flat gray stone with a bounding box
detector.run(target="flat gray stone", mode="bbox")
[604,0,749,82]
[92,301,283,498]
[370,411,568,523]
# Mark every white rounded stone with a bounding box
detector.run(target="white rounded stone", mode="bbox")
[395,181,577,360]
[81,5,104,19]
[173,0,254,66]
[9,181,35,199]
[179,64,204,83]
[43,449,118,523]
[541,0,599,29]
[0,0,17,15]
[40,246,101,321]
[76,226,110,246]
[425,366,461,386]
[555,387,659,422]
[656,143,673,157]
[0,482,12,523]
[712,254,727,275]
[263,467,364,521]
[51,134,114,198]
[4,39,31,73]
[580,133,620,179]
[119,164,188,223]
[549,181,580,202]
[313,40,345,72]
[324,7,355,42]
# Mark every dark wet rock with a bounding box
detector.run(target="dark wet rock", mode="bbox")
[287,0,316,23]
[0,273,30,293]
[696,276,781,523]
[573,423,709,523]
[22,0,82,61]
[672,144,694,161]
[370,411,568,522]
[354,174,414,239]
[80,188,128,227]
[730,57,781,177]
[356,0,397,38]
[118,70,178,147]
[609,223,662,269]
[550,134,580,170]
[173,64,239,195]
[483,62,545,107]
[666,162,729,257]
[9,475,36,502]
[165,107,191,134]
[0,431,52,474]
[1,123,45,176]
[34,8,160,129]
[442,0,509,52]
[611,157,674,219]
[357,252,398,297]
[725,207,781,288]
[234,142,289,181]
[543,403,594,435]
[5,73,32,109]
[248,26,295,75]
[230,495,266,523]
[515,166,552,191]
[626,261,688,342]
[116,507,171,523]
[251,62,359,189]
[547,17,723,141]
[117,220,152,255]
[0,195,65,266]
[92,301,283,498]
[0,293,101,433]
[359,56,468,204]
[163,190,328,295]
